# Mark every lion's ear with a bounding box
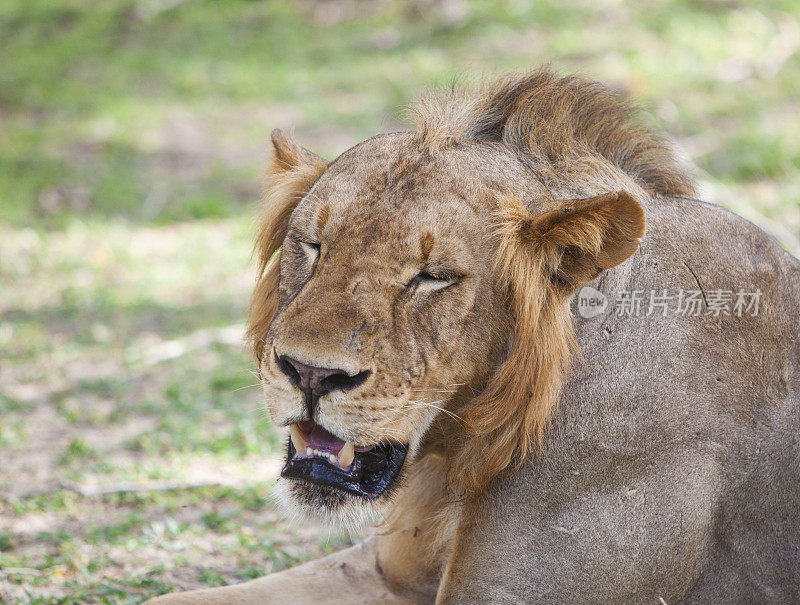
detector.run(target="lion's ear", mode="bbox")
[523,191,646,290]
[269,128,328,176]
[247,130,328,364]
[257,129,329,264]
[453,191,644,497]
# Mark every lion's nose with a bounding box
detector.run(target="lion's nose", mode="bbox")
[276,354,370,397]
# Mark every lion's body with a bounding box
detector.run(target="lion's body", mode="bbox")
[439,194,800,603]
[148,70,800,604]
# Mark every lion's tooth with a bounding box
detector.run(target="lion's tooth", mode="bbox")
[338,442,355,468]
[305,447,312,457]
[328,453,336,464]
[289,424,309,453]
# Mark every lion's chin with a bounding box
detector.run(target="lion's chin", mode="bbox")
[272,478,383,529]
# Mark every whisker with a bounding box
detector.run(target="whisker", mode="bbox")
[403,400,465,424]
[231,383,262,392]
[408,383,464,394]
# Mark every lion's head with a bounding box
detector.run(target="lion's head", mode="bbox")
[247,69,693,525]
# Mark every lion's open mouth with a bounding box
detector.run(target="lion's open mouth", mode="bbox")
[280,420,407,499]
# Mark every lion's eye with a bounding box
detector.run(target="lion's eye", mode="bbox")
[408,269,460,293]
[299,241,321,273]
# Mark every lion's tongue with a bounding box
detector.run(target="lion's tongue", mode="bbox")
[298,420,345,455]
[294,421,355,469]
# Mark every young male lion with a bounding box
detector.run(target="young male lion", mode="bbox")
[149,69,800,604]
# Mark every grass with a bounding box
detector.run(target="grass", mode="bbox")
[1,0,799,602]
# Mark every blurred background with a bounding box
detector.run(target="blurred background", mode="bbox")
[1,0,798,601]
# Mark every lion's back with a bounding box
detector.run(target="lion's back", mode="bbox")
[642,196,800,602]
[573,195,800,601]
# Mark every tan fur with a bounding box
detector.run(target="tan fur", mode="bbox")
[379,455,459,599]
[148,69,722,604]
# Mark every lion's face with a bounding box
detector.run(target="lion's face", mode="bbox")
[259,136,511,523]
[251,119,645,524]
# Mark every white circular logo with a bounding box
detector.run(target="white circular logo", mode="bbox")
[576,286,608,319]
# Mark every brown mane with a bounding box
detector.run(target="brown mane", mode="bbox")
[412,68,696,198]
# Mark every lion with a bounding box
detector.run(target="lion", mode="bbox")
[148,69,800,604]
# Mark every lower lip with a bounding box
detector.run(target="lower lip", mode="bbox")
[280,440,408,499]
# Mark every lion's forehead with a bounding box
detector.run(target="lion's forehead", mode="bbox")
[300,143,519,264]
[309,134,556,227]
[315,138,481,203]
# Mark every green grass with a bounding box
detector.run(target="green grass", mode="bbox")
[2,0,799,236]
[1,484,353,603]
[2,0,799,602]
